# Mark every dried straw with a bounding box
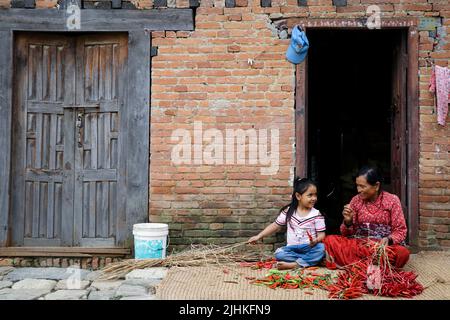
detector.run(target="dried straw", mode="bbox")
[99,241,267,280]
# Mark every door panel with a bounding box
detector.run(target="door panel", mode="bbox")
[12,33,75,246]
[74,34,127,247]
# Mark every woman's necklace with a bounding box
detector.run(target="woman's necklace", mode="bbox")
[364,191,384,215]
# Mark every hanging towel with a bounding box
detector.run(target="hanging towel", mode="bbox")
[429,65,449,126]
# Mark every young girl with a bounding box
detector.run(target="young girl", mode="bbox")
[248,178,326,270]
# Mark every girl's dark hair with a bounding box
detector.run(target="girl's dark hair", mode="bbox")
[356,166,384,187]
[280,177,316,227]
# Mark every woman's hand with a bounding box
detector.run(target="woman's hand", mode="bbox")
[248,235,262,244]
[342,204,354,226]
[380,237,390,246]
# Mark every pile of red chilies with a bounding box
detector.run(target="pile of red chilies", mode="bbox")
[244,258,423,299]
[240,259,277,269]
[327,259,423,299]
[249,268,333,290]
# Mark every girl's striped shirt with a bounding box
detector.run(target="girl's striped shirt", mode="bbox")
[275,207,326,245]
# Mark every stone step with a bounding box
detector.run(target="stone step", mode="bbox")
[0,281,13,290]
[115,284,148,297]
[55,279,91,290]
[12,279,56,291]
[91,280,124,291]
[45,289,88,300]
[125,268,168,280]
[5,267,91,282]
[0,288,49,300]
[88,289,116,300]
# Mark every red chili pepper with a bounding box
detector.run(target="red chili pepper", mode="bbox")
[306,266,319,271]
[306,230,313,242]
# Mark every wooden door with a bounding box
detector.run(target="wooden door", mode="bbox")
[390,32,407,211]
[11,33,128,247]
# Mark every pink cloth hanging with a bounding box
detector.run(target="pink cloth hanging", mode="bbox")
[429,65,449,126]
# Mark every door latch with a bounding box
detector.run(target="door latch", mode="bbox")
[76,111,84,148]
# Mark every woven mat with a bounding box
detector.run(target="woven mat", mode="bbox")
[156,251,450,300]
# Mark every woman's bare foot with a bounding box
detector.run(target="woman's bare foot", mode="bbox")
[276,262,298,270]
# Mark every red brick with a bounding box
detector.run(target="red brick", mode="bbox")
[36,0,57,8]
[235,0,247,7]
[152,31,165,38]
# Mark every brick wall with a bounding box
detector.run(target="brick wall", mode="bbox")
[148,0,450,251]
[1,0,449,252]
[149,1,295,251]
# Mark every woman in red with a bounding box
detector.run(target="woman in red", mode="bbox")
[323,166,410,268]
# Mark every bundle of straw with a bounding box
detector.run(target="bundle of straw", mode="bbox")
[99,241,266,280]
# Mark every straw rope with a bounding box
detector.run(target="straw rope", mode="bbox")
[98,242,270,281]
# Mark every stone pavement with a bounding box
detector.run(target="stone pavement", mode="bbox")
[0,266,168,300]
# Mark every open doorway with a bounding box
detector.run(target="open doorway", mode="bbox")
[306,29,408,234]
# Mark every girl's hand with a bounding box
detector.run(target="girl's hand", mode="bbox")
[248,235,262,244]
[309,239,319,247]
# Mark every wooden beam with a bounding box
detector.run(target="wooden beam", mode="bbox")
[261,0,271,8]
[407,26,419,248]
[24,0,35,8]
[225,0,235,8]
[154,0,167,7]
[0,247,131,257]
[58,0,82,9]
[287,18,419,29]
[333,0,347,7]
[0,8,194,31]
[125,30,151,244]
[0,31,12,247]
[295,60,308,178]
[11,0,26,8]
[189,0,200,7]
[83,1,112,9]
[111,0,122,9]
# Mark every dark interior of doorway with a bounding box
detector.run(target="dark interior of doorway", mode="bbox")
[307,29,404,234]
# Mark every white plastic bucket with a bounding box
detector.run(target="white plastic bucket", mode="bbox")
[133,223,169,259]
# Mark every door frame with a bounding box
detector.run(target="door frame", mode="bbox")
[0,8,194,248]
[293,18,419,248]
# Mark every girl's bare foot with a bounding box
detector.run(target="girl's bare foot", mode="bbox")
[276,262,298,270]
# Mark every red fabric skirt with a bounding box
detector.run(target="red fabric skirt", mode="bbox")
[323,235,410,268]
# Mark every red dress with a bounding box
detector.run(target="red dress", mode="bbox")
[324,191,410,268]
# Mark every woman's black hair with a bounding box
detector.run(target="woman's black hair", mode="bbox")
[356,166,384,187]
[280,177,317,227]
